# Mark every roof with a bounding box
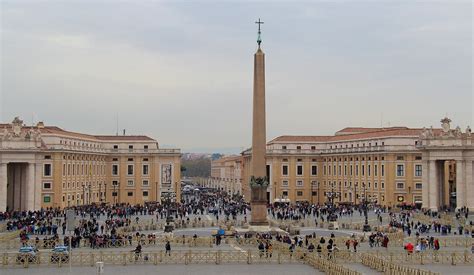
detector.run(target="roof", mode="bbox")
[2,124,156,142]
[269,128,444,143]
[335,127,408,135]
[94,135,154,141]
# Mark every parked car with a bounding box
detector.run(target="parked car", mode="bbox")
[51,245,69,263]
[16,246,38,264]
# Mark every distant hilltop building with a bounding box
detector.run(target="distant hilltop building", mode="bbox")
[0,117,181,211]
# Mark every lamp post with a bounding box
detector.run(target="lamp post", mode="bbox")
[362,182,371,232]
[104,183,107,203]
[354,183,358,205]
[327,182,338,222]
[99,182,102,203]
[82,183,86,205]
[88,183,92,204]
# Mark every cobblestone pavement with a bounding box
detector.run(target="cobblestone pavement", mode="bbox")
[2,264,319,275]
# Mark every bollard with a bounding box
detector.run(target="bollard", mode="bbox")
[96,261,104,275]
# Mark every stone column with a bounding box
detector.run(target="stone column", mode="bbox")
[465,161,473,209]
[0,163,7,212]
[421,160,430,209]
[456,160,466,209]
[26,163,35,210]
[428,160,439,211]
[34,163,42,210]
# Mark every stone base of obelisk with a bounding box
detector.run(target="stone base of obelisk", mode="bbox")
[249,203,268,226]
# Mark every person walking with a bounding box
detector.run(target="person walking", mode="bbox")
[165,241,171,256]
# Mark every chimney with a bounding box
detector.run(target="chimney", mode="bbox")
[123,129,126,136]
[36,121,45,128]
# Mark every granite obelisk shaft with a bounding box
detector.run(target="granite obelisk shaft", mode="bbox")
[250,47,269,226]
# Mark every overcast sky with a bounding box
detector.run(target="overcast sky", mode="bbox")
[1,0,472,153]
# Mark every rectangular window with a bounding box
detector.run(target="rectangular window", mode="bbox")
[344,166,347,176]
[112,165,119,176]
[282,165,289,176]
[43,195,51,203]
[297,191,303,196]
[374,182,378,189]
[368,165,371,176]
[296,180,303,187]
[311,146,316,150]
[311,165,317,176]
[282,191,288,197]
[312,191,317,196]
[362,165,365,176]
[415,183,422,189]
[112,180,118,186]
[282,180,288,186]
[141,180,149,186]
[297,165,303,176]
[127,180,134,186]
[144,145,149,151]
[397,156,404,161]
[143,164,149,175]
[396,182,404,189]
[381,165,385,176]
[113,145,118,149]
[143,191,149,197]
[282,146,287,150]
[415,165,422,177]
[350,165,353,176]
[127,165,134,175]
[323,166,327,175]
[356,165,359,176]
[374,165,378,176]
[296,146,301,150]
[338,165,341,176]
[396,165,404,177]
[44,164,52,176]
[112,191,118,197]
[127,192,133,197]
[381,182,385,189]
[43,182,52,189]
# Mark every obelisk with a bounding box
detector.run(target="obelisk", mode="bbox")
[250,19,269,226]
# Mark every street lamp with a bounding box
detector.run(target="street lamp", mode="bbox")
[104,183,107,203]
[99,182,102,203]
[362,182,371,232]
[326,182,338,222]
[88,183,92,204]
[82,183,86,205]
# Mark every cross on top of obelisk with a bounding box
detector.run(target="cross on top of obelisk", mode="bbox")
[255,18,264,47]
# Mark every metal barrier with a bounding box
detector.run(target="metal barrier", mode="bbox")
[360,253,439,275]
[306,254,361,275]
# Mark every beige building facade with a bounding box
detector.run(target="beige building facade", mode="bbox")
[197,156,242,195]
[0,117,181,211]
[241,119,474,209]
[418,118,473,211]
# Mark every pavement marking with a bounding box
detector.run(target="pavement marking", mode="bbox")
[229,243,246,252]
